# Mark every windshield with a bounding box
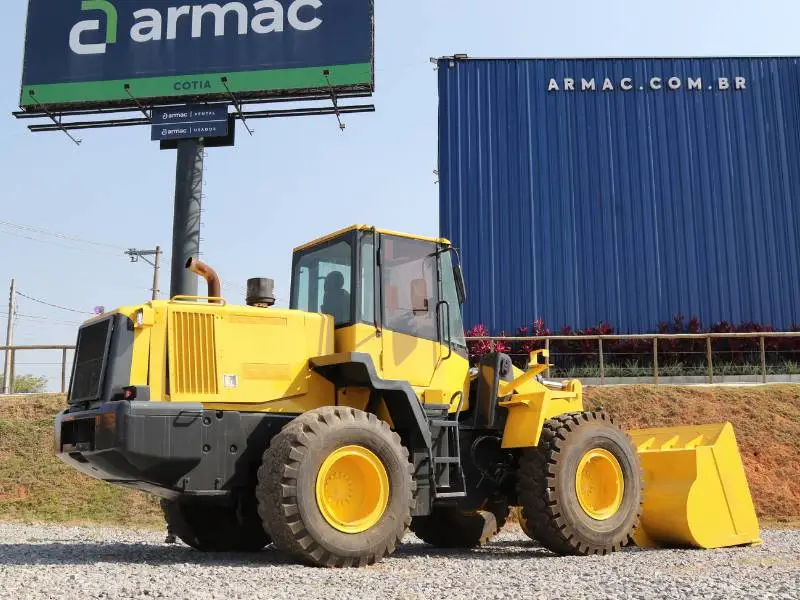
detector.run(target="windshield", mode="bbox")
[291,240,353,327]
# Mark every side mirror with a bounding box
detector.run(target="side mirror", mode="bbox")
[453,265,467,304]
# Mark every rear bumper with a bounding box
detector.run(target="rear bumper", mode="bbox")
[55,401,294,499]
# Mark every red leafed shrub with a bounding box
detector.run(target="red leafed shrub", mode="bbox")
[465,316,800,370]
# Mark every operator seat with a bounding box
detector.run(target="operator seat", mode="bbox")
[321,271,350,324]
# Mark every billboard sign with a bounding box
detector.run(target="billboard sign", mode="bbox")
[19,0,374,111]
[151,104,229,141]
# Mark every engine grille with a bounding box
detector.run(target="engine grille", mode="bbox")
[170,311,219,397]
[70,319,112,403]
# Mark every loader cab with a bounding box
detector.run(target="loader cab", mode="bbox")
[290,226,469,399]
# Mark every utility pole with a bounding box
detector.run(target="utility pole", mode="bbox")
[3,279,16,395]
[126,247,163,300]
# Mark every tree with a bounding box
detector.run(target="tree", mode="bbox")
[0,374,48,394]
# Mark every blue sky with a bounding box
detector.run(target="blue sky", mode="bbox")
[2,0,799,389]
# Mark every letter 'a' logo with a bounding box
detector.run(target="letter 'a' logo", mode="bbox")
[70,0,118,55]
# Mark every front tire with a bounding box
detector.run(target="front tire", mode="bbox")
[517,411,643,555]
[256,407,414,567]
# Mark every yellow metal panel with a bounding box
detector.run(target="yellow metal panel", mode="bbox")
[148,302,169,401]
[425,352,471,412]
[213,308,323,404]
[334,323,382,371]
[381,329,439,387]
[630,422,761,549]
[499,393,583,448]
[293,224,451,253]
[423,389,444,404]
[130,326,151,386]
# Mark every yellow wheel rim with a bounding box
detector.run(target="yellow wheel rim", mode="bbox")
[575,448,624,521]
[315,445,389,534]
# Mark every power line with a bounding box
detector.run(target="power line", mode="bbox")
[15,291,92,315]
[0,311,82,326]
[0,219,126,251]
[0,227,122,257]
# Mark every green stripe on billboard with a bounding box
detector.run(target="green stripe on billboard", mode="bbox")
[21,63,372,108]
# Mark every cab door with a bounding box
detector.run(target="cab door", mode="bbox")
[379,235,442,387]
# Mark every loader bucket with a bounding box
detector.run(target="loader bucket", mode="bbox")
[628,422,761,550]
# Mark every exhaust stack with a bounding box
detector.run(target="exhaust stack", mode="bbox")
[186,258,222,301]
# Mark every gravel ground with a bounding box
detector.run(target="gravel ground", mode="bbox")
[0,523,797,600]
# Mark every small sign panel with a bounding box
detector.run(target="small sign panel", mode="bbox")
[151,104,229,141]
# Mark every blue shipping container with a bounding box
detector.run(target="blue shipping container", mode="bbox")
[438,57,800,334]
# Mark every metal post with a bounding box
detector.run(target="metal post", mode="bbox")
[653,338,659,385]
[598,338,605,385]
[760,336,767,384]
[170,139,205,298]
[61,348,68,394]
[3,279,16,395]
[545,338,551,378]
[152,246,162,300]
[8,348,15,394]
[706,337,713,384]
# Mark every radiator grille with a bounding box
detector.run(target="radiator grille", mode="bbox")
[170,311,218,396]
[70,319,112,403]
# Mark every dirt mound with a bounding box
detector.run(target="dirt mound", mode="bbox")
[0,387,797,526]
[585,385,800,523]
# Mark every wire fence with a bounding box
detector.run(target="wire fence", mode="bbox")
[466,332,800,384]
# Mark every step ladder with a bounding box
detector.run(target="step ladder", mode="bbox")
[426,394,467,500]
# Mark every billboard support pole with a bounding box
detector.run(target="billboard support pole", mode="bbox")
[170,138,205,298]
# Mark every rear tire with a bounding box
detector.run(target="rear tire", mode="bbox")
[256,407,414,567]
[517,411,643,556]
[161,496,270,552]
[411,501,509,548]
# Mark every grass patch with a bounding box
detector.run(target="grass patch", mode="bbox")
[0,395,162,529]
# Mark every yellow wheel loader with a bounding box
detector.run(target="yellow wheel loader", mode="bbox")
[55,225,761,567]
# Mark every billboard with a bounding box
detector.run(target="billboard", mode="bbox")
[19,0,374,111]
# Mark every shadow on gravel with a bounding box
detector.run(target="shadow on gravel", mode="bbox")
[0,543,296,567]
[0,540,564,567]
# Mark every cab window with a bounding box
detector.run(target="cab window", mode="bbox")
[291,240,353,326]
[382,236,439,342]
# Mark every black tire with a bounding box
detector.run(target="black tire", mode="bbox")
[256,407,414,567]
[514,506,537,541]
[517,411,643,556]
[411,501,510,548]
[161,496,270,552]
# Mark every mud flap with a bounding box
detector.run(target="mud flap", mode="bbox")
[628,422,761,549]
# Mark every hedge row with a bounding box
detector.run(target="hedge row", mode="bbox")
[466,315,800,370]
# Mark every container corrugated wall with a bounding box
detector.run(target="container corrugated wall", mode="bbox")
[438,57,800,333]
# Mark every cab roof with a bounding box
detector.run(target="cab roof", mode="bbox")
[293,225,452,253]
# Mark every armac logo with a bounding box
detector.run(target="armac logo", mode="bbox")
[547,76,747,92]
[69,0,324,55]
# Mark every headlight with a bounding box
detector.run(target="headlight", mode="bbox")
[135,309,145,327]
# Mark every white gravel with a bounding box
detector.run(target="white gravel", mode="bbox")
[0,523,797,600]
